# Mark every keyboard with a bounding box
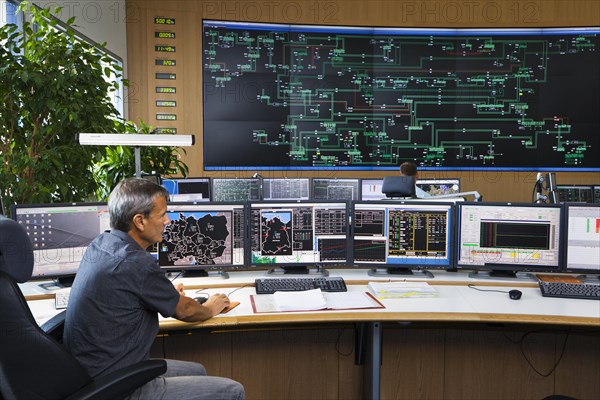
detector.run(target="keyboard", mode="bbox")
[539,281,600,300]
[255,277,347,295]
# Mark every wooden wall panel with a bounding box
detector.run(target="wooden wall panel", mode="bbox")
[126,0,600,202]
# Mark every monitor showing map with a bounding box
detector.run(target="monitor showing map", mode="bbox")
[158,202,246,277]
[416,178,460,196]
[248,201,350,274]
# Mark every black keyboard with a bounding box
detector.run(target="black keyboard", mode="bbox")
[539,281,600,300]
[255,277,347,295]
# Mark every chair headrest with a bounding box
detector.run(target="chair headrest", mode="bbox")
[381,175,416,198]
[0,216,34,283]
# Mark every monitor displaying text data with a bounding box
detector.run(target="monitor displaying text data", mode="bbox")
[351,201,454,276]
[162,177,211,202]
[211,178,261,202]
[312,178,360,201]
[262,178,310,200]
[11,203,109,281]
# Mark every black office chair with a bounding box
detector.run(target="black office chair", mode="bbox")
[0,216,167,400]
[381,175,417,198]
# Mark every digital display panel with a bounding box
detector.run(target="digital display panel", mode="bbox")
[262,178,310,200]
[203,21,600,171]
[312,178,360,201]
[564,204,600,274]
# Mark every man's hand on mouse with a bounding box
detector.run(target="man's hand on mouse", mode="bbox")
[203,293,231,316]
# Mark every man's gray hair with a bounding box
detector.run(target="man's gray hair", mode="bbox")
[108,178,169,232]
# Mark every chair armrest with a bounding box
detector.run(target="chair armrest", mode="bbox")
[63,359,167,400]
[40,310,66,342]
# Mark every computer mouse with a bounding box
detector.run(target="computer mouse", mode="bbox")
[509,290,522,300]
[194,296,208,304]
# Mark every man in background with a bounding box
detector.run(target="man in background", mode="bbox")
[400,161,430,198]
[64,178,245,400]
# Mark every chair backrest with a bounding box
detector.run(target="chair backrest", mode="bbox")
[381,175,416,198]
[0,217,93,400]
[0,216,34,283]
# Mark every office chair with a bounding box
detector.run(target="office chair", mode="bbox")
[381,175,417,198]
[0,216,167,400]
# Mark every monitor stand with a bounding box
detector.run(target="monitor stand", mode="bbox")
[38,276,75,290]
[368,268,434,279]
[180,269,230,279]
[266,266,329,277]
[468,270,535,281]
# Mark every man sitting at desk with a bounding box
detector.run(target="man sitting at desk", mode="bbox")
[64,178,244,400]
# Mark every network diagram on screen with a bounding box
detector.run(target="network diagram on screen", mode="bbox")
[203,21,599,171]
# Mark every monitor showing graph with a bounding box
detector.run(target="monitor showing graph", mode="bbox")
[456,203,563,276]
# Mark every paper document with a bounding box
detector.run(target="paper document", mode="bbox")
[368,281,439,299]
[273,289,327,311]
[250,290,385,313]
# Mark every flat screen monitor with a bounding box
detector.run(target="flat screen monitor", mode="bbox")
[312,178,360,201]
[262,178,310,200]
[162,177,211,202]
[456,202,563,279]
[555,185,594,203]
[594,186,600,204]
[158,202,246,278]
[361,179,385,201]
[211,178,261,202]
[248,201,350,274]
[351,201,454,277]
[416,178,461,196]
[11,203,109,286]
[564,204,600,279]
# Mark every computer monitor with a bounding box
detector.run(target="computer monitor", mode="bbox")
[248,201,350,275]
[312,178,360,201]
[10,202,109,287]
[162,177,211,202]
[158,202,246,278]
[593,186,600,204]
[211,178,261,202]
[416,178,460,196]
[555,185,594,203]
[456,202,563,280]
[564,204,600,281]
[262,178,310,200]
[351,201,454,278]
[361,179,385,201]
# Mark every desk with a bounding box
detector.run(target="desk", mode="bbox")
[24,270,600,400]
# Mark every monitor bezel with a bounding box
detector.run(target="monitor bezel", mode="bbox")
[350,200,456,271]
[158,201,248,274]
[10,202,109,281]
[455,201,565,274]
[311,177,361,201]
[247,199,351,271]
[563,203,600,275]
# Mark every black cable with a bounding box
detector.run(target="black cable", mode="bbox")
[334,326,354,357]
[169,271,183,282]
[467,284,509,294]
[227,284,252,297]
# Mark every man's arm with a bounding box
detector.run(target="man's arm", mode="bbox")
[172,293,230,322]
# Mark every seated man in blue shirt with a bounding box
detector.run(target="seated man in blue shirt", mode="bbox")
[64,178,244,400]
[400,161,430,198]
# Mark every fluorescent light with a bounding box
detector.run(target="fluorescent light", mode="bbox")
[78,133,195,147]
